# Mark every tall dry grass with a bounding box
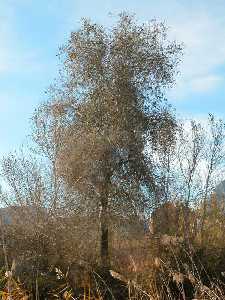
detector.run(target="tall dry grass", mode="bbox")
[0,204,224,299]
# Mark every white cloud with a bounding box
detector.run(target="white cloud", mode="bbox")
[77,0,225,99]
[1,0,225,98]
[129,0,225,99]
[165,4,225,99]
[190,75,223,93]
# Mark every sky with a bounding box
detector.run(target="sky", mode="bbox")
[1,0,225,156]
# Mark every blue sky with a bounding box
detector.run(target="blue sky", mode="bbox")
[1,0,225,156]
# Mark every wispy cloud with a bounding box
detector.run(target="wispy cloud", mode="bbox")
[0,0,225,158]
[164,2,225,99]
[190,75,224,93]
[67,0,225,100]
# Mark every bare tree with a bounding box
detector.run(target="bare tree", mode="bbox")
[176,120,204,244]
[200,115,225,242]
[163,116,225,245]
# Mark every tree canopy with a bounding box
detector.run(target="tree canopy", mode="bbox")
[33,13,182,268]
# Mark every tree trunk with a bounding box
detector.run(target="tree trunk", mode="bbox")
[100,194,109,269]
[99,169,111,269]
[182,204,192,253]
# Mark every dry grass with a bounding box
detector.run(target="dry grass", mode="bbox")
[0,209,225,299]
[0,260,224,300]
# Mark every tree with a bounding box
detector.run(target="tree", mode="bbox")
[34,13,182,269]
[160,115,225,246]
[200,192,225,248]
[149,201,197,241]
[176,120,204,245]
[200,115,225,242]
